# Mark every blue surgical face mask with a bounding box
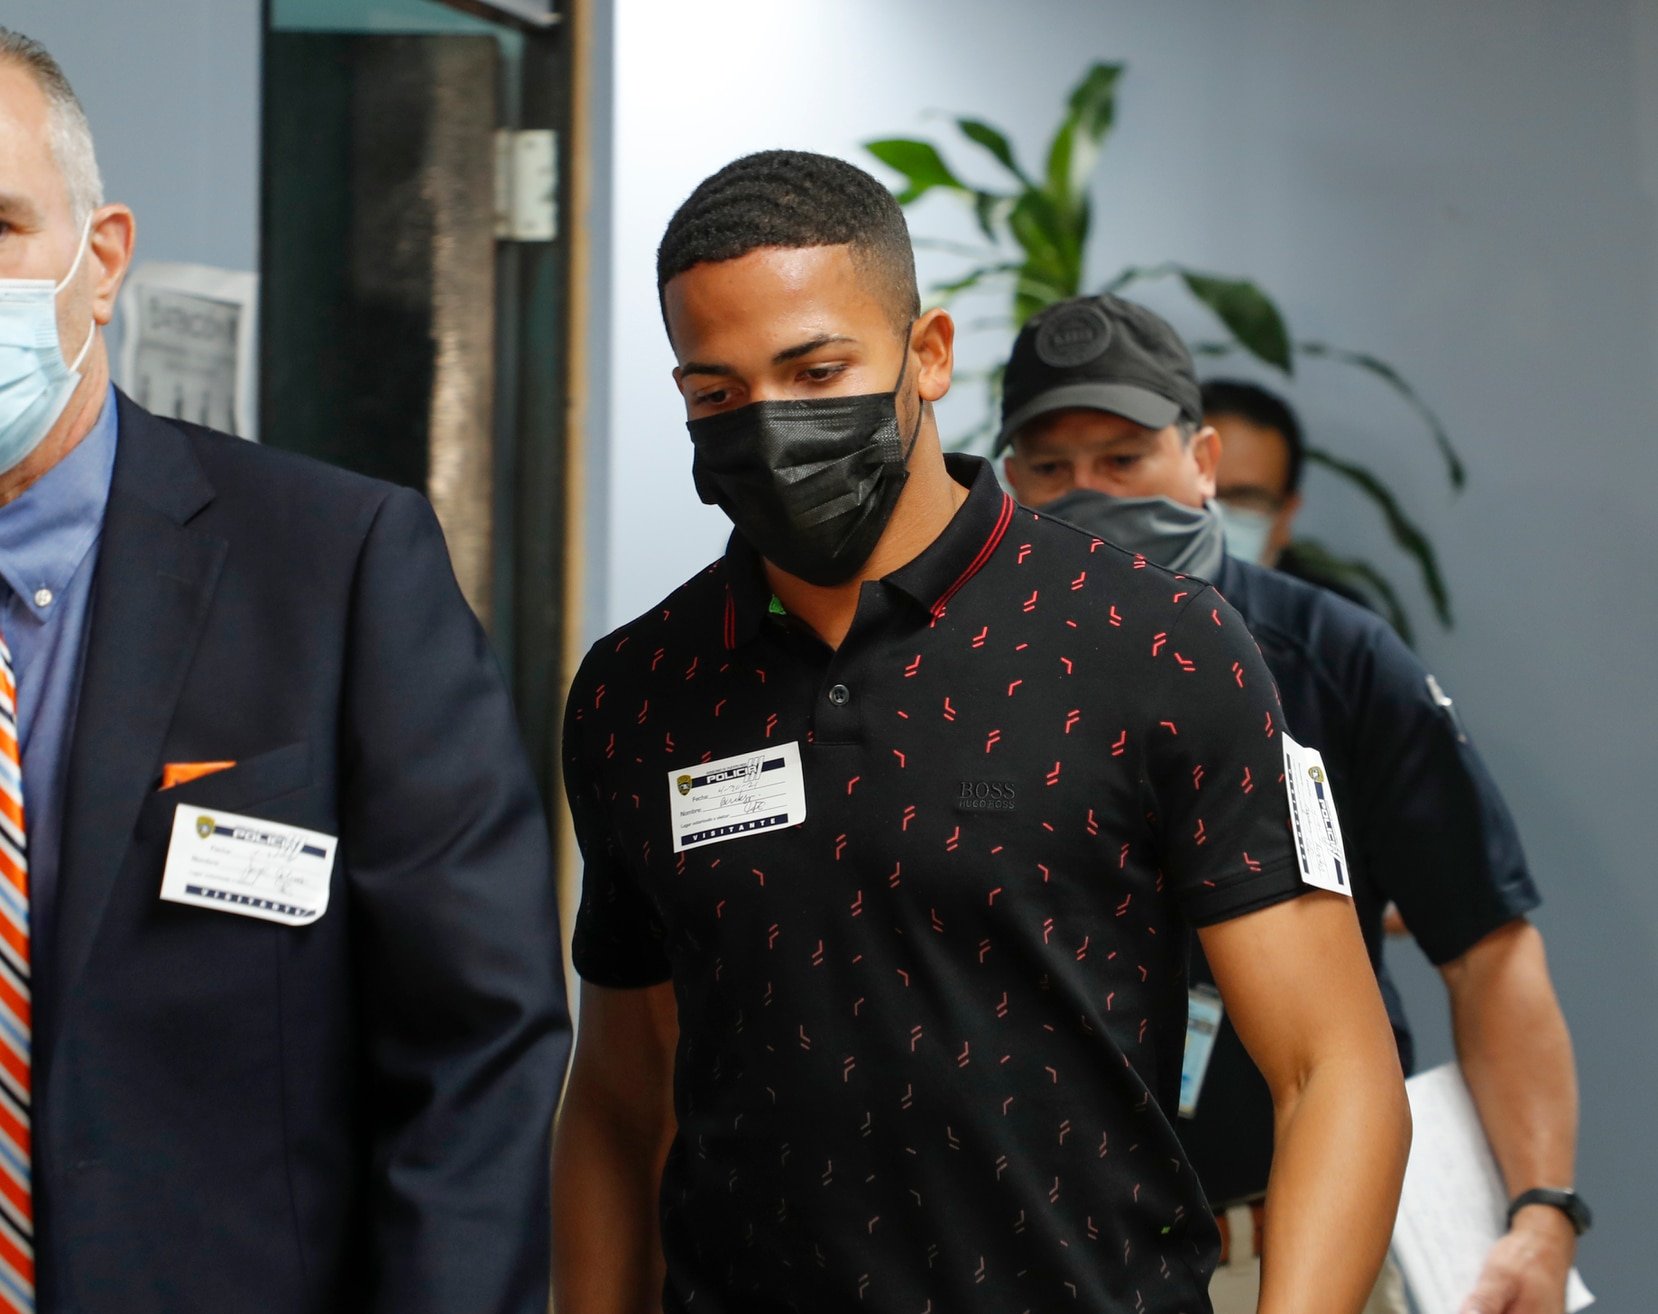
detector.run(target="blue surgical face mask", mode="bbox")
[0,218,96,476]
[1214,498,1277,566]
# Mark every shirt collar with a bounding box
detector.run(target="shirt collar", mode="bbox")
[0,382,119,621]
[721,454,1015,649]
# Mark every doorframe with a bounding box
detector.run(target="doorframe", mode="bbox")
[431,0,560,30]
[257,0,578,809]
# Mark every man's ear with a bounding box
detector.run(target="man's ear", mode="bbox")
[911,307,955,404]
[87,204,136,326]
[1191,424,1222,499]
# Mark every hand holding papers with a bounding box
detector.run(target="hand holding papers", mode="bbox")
[1393,1064,1592,1314]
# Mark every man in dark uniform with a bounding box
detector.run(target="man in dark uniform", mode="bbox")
[999,293,1585,1314]
[1200,377,1372,609]
[551,152,1410,1314]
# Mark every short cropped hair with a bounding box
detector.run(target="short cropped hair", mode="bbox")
[1201,378,1305,494]
[656,150,920,334]
[0,28,104,226]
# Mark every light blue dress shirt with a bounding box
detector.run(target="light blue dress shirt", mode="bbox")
[0,383,118,973]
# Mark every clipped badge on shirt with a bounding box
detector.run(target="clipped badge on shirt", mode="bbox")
[160,805,336,926]
[1281,732,1352,898]
[667,741,807,853]
[1179,985,1224,1118]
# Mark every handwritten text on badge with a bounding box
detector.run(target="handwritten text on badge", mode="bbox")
[668,741,807,853]
[161,806,337,926]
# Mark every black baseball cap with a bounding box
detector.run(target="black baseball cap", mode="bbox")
[996,293,1203,452]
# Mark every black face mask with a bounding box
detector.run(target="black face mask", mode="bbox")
[687,333,923,587]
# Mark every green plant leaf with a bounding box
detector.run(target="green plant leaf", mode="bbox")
[1008,190,1083,317]
[1280,538,1416,644]
[1099,262,1174,296]
[1186,339,1237,358]
[1178,269,1293,373]
[971,190,1014,243]
[957,118,1032,186]
[1299,341,1466,489]
[912,237,1006,260]
[928,261,1022,302]
[865,137,967,204]
[1305,446,1452,626]
[1044,63,1122,213]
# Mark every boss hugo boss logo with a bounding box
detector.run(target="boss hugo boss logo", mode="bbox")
[957,780,1017,812]
[1034,302,1112,368]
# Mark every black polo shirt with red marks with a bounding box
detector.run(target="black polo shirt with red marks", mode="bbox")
[564,455,1305,1312]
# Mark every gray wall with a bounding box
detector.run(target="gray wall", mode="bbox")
[594,0,1658,1304]
[4,1,261,272]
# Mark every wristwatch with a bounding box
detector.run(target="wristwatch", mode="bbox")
[1507,1188,1593,1237]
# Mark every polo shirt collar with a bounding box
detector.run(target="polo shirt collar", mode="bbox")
[721,453,1014,649]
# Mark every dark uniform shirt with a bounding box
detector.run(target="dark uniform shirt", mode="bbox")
[565,457,1309,1312]
[1180,554,1540,1207]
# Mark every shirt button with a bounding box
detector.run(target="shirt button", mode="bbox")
[33,588,52,609]
[827,683,851,706]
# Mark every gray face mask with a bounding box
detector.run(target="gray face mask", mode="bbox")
[1040,488,1228,580]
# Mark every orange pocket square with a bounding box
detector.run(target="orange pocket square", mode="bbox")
[161,761,237,790]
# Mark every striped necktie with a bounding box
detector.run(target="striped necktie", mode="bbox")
[0,632,31,1311]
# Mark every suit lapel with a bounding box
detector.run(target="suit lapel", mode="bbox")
[44,396,225,1070]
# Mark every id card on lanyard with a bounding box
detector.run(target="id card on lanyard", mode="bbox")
[1179,984,1224,1119]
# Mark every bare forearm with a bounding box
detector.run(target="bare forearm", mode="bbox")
[1446,920,1581,1279]
[1203,894,1411,1313]
[551,1091,671,1314]
[1257,1053,1411,1314]
[1448,922,1578,1200]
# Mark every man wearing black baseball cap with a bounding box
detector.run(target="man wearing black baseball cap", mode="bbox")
[999,294,1585,1314]
[999,295,1226,582]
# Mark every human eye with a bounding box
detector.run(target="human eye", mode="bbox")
[798,362,847,386]
[692,385,733,408]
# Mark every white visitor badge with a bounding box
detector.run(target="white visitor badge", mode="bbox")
[1281,731,1353,898]
[668,740,807,853]
[1179,984,1224,1119]
[161,805,337,926]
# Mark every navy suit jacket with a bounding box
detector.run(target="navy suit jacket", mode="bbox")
[35,394,571,1313]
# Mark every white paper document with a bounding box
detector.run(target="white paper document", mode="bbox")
[161,806,337,927]
[668,741,807,853]
[1394,1064,1592,1313]
[118,261,260,440]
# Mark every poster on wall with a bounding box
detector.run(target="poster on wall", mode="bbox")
[118,262,259,441]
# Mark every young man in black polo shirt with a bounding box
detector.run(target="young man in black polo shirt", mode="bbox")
[999,293,1585,1314]
[552,151,1409,1314]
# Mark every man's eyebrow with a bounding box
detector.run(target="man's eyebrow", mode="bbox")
[772,334,856,364]
[679,335,859,379]
[0,192,40,221]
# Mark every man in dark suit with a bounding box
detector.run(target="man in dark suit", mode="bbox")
[0,29,570,1313]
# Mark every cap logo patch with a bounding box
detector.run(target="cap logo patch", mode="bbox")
[1034,302,1113,368]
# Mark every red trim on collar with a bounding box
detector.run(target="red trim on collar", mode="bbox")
[723,583,737,651]
[931,493,1014,619]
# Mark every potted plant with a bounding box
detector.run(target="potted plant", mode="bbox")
[866,62,1463,642]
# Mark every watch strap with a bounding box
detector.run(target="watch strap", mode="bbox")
[1507,1187,1592,1236]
